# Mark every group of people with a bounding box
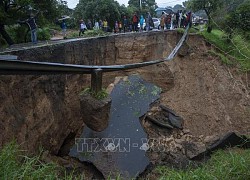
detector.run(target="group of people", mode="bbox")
[160,10,192,30]
[113,12,154,33]
[77,12,154,34]
[18,8,192,44]
[78,19,109,36]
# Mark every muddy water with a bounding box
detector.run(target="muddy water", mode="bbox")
[69,74,161,179]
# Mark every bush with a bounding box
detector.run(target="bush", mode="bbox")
[224,0,250,40]
[6,24,28,44]
[0,35,8,48]
[84,29,110,37]
[37,27,51,40]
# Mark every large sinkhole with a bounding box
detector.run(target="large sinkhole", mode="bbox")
[69,74,161,179]
[1,32,250,179]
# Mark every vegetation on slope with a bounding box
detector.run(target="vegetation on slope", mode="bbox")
[202,29,250,71]
[156,148,250,179]
[0,141,83,179]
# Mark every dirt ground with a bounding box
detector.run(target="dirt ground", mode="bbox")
[135,34,250,179]
[1,32,249,179]
[154,35,250,137]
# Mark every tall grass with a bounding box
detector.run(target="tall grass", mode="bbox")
[0,141,83,179]
[157,148,250,179]
[202,30,250,71]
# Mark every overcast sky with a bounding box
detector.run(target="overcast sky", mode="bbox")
[66,0,185,9]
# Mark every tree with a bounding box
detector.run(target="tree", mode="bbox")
[0,0,31,45]
[225,0,250,39]
[74,0,121,29]
[0,0,67,46]
[187,0,224,32]
[173,4,185,12]
[128,0,156,16]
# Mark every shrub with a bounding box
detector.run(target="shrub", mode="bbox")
[5,24,28,44]
[37,27,51,40]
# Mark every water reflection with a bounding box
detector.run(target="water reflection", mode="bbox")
[69,75,161,178]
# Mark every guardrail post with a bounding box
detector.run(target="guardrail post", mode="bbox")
[91,68,103,93]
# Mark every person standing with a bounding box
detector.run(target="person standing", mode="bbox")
[160,12,165,30]
[103,19,108,32]
[114,21,119,33]
[79,20,87,36]
[132,13,139,32]
[27,14,38,43]
[123,16,128,33]
[61,20,67,39]
[139,15,145,32]
[146,12,152,31]
[118,21,122,33]
[18,10,39,44]
[94,20,99,29]
[165,13,172,29]
[176,10,180,28]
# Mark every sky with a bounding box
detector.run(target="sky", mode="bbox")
[66,0,186,9]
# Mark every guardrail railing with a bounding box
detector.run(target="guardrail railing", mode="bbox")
[0,25,190,93]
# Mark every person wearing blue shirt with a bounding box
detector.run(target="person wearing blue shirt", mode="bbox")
[61,20,67,39]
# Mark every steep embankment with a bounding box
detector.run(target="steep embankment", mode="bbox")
[160,35,250,137]
[0,32,249,157]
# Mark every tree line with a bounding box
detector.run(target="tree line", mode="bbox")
[0,0,249,46]
[186,0,250,39]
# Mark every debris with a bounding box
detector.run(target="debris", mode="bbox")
[191,132,250,160]
[145,115,173,129]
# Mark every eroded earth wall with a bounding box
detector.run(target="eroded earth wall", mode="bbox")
[0,31,178,154]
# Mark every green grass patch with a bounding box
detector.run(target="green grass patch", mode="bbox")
[157,148,250,180]
[67,29,110,39]
[0,141,83,179]
[80,87,108,100]
[208,50,234,65]
[202,29,250,71]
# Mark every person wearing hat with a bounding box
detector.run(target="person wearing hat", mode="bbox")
[61,20,67,39]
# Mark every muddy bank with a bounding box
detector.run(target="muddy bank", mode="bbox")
[160,35,250,137]
[0,32,249,178]
[0,30,179,154]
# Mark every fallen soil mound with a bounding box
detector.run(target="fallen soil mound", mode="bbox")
[159,34,250,137]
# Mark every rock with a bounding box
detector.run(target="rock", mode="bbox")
[199,135,204,140]
[114,76,123,85]
[207,132,250,151]
[79,94,111,132]
[146,115,174,129]
[159,105,183,129]
[175,138,185,144]
[178,41,190,57]
[183,129,190,134]
[106,83,114,94]
[203,135,220,147]
[184,142,206,159]
[190,132,250,160]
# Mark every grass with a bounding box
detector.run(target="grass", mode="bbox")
[0,141,83,179]
[156,148,250,180]
[201,29,250,71]
[208,50,234,65]
[79,87,108,100]
[67,29,110,38]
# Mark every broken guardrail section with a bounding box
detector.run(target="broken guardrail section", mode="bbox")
[0,24,190,93]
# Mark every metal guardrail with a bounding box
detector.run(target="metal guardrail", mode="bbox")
[0,25,190,92]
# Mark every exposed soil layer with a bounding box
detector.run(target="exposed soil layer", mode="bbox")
[159,35,250,137]
[0,33,249,178]
[136,35,250,179]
